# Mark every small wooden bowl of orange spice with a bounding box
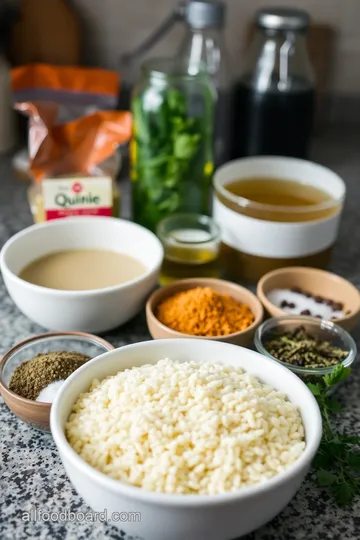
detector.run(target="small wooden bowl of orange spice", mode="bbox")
[146,278,264,347]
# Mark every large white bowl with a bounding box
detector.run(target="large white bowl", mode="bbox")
[51,339,322,540]
[0,217,163,332]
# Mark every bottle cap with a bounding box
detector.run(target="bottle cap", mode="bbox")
[185,0,226,30]
[256,8,310,31]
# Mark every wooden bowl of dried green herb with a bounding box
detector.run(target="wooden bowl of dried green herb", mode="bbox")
[0,332,114,431]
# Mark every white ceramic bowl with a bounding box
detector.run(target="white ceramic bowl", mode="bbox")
[0,217,163,332]
[51,339,322,540]
[213,156,346,282]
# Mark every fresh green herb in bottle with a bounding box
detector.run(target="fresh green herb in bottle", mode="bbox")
[131,59,214,232]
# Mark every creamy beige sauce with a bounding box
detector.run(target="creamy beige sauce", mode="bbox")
[19,249,147,291]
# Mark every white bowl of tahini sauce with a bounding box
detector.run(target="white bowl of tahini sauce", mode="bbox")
[0,217,164,332]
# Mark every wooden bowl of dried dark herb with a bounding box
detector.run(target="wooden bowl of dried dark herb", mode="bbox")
[0,332,114,431]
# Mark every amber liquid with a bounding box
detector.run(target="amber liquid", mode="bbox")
[220,244,334,284]
[217,177,339,283]
[221,178,337,222]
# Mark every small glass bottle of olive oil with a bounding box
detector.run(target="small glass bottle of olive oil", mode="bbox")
[157,214,221,285]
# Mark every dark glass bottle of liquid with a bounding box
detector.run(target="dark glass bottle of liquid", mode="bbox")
[232,8,315,160]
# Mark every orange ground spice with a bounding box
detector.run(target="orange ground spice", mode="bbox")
[156,286,255,337]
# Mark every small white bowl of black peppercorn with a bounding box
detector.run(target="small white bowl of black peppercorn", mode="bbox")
[254,315,357,389]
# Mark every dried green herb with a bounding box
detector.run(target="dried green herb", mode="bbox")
[9,350,90,400]
[308,365,360,506]
[264,325,348,368]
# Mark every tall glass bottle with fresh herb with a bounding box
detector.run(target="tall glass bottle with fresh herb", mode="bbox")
[131,58,215,232]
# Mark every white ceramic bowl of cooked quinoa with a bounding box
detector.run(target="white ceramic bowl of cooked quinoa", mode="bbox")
[51,339,322,540]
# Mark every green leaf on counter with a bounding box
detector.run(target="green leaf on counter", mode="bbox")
[341,435,360,444]
[307,364,360,507]
[323,365,351,387]
[307,382,322,396]
[325,398,344,414]
[331,482,356,506]
[313,449,333,469]
[317,470,338,487]
[348,452,360,469]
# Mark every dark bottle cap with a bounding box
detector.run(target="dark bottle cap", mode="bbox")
[256,7,310,32]
[185,0,226,30]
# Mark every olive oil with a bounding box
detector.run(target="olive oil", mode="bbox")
[159,229,220,285]
[157,215,221,285]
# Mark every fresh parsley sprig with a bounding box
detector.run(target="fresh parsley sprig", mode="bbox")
[307,365,360,506]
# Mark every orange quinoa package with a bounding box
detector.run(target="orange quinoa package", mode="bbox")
[11,64,132,222]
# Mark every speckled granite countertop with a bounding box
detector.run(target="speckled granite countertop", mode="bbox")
[1,127,360,540]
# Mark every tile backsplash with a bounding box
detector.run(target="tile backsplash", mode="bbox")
[72,0,360,96]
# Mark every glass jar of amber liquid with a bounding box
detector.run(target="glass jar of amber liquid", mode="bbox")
[157,214,221,285]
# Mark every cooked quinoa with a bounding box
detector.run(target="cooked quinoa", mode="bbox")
[66,359,305,495]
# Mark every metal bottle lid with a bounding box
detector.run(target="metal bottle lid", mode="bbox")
[256,8,310,32]
[185,0,226,30]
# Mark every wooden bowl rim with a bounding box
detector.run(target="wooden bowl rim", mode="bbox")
[257,266,360,325]
[146,278,264,340]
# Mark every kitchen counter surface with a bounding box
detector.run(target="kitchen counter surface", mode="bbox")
[1,127,360,540]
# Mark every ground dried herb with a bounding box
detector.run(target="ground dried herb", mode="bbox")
[264,325,349,368]
[9,350,90,400]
